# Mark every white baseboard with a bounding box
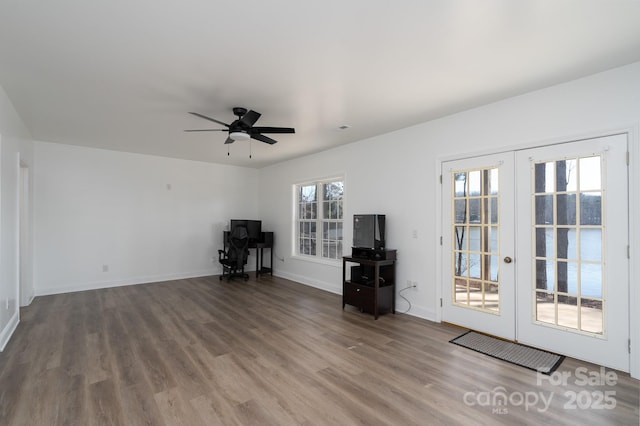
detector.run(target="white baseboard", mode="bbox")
[400,303,437,322]
[34,268,220,297]
[275,271,438,322]
[273,271,342,295]
[0,309,19,352]
[20,293,34,308]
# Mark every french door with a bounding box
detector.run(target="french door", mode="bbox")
[441,152,516,339]
[442,134,630,371]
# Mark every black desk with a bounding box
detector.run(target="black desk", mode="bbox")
[223,231,273,278]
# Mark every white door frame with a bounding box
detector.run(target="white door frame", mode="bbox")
[435,127,639,379]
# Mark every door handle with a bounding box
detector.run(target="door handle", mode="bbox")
[503,256,513,264]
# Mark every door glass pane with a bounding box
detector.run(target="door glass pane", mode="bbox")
[580,300,603,334]
[489,256,499,281]
[454,252,468,277]
[556,228,577,260]
[580,229,602,261]
[469,254,481,279]
[489,226,499,253]
[451,166,500,312]
[469,171,481,196]
[535,162,555,193]
[469,280,483,307]
[557,159,578,192]
[556,194,576,225]
[454,226,467,251]
[469,199,481,223]
[469,226,481,252]
[489,197,498,223]
[536,292,555,324]
[566,262,578,295]
[485,283,499,311]
[533,155,604,335]
[579,157,601,191]
[580,193,601,225]
[536,259,555,291]
[455,279,468,304]
[454,172,467,197]
[489,169,499,195]
[581,263,603,298]
[454,200,467,223]
[535,228,554,257]
[535,195,553,225]
[557,296,578,329]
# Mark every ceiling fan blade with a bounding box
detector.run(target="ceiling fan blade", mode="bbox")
[224,136,234,144]
[250,133,278,145]
[188,112,230,127]
[250,127,295,134]
[239,110,261,127]
[184,129,227,132]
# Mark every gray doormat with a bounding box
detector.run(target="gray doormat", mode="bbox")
[450,331,564,374]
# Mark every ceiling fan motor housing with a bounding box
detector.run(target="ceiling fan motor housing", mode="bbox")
[233,107,247,117]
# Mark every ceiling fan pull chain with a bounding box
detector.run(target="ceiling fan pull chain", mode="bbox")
[249,139,252,159]
[227,144,230,156]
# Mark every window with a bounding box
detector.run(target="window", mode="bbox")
[295,178,344,260]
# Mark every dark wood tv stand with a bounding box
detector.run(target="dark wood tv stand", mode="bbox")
[342,250,396,319]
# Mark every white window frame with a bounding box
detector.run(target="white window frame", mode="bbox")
[293,177,344,262]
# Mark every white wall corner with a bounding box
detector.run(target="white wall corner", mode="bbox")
[628,124,640,380]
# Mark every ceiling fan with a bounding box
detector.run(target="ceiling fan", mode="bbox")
[185,107,295,145]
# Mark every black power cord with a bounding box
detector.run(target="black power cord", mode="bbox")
[398,285,414,314]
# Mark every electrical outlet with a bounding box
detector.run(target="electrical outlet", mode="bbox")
[406,279,412,288]
[102,264,109,272]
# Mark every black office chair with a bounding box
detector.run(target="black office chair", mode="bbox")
[218,225,250,281]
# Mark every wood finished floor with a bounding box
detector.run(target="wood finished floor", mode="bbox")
[0,275,638,425]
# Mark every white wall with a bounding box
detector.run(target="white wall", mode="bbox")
[0,84,34,350]
[258,62,640,375]
[4,61,639,376]
[33,142,259,295]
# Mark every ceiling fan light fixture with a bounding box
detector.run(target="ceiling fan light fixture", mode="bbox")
[229,131,250,142]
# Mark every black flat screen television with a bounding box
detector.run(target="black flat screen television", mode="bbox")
[353,214,385,249]
[230,219,262,242]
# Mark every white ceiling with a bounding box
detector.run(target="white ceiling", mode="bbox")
[1,1,640,168]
